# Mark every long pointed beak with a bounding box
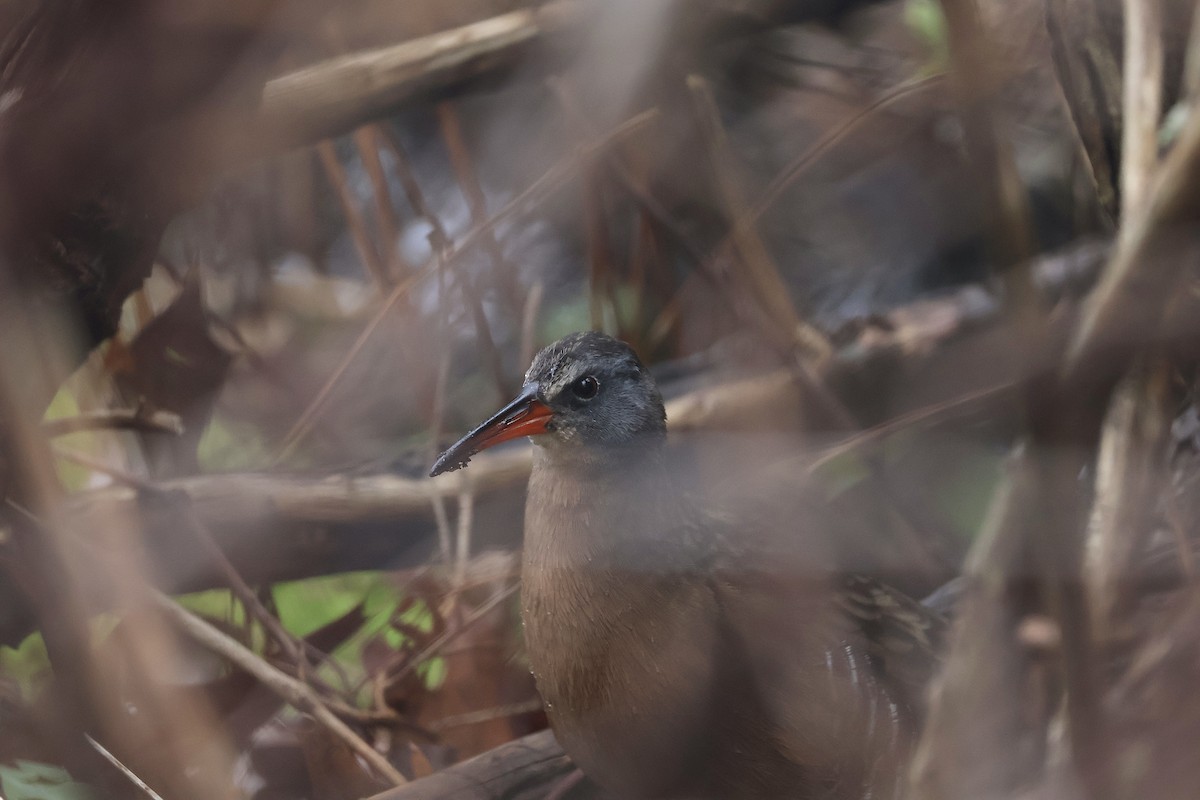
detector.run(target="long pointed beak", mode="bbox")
[429,384,554,477]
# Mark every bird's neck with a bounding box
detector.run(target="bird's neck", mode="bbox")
[523,440,681,568]
[520,440,725,798]
[521,438,698,652]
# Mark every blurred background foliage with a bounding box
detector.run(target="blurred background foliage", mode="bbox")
[1,0,1198,798]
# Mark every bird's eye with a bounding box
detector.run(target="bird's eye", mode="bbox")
[570,375,600,400]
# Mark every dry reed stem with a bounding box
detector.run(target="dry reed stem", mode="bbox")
[317,139,391,289]
[1120,0,1164,220]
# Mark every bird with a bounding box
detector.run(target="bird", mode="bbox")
[430,331,943,799]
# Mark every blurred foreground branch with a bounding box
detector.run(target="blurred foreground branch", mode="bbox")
[366,730,598,800]
[256,2,581,153]
[30,240,1106,636]
[914,37,1200,797]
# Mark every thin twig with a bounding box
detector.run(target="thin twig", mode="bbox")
[807,380,1018,473]
[454,489,475,588]
[43,408,183,438]
[52,446,147,488]
[428,344,456,563]
[86,734,165,800]
[181,508,311,672]
[156,592,409,786]
[627,209,654,344]
[747,74,945,258]
[1183,2,1200,100]
[386,582,518,686]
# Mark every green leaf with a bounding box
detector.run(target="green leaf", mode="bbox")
[273,572,390,639]
[274,572,422,695]
[196,415,272,472]
[43,387,98,491]
[419,656,447,690]
[176,590,267,653]
[905,0,949,73]
[811,450,873,499]
[0,760,96,800]
[177,589,247,627]
[934,446,1004,541]
[0,633,50,699]
[539,293,593,344]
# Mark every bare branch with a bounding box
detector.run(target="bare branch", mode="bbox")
[42,408,183,438]
[257,3,580,152]
[366,730,596,800]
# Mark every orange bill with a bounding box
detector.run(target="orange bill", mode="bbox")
[429,384,553,476]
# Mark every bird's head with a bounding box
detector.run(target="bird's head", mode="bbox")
[430,332,665,477]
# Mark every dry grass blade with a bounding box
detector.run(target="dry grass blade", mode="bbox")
[437,102,522,311]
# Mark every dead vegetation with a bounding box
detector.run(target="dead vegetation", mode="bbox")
[1,0,1200,798]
